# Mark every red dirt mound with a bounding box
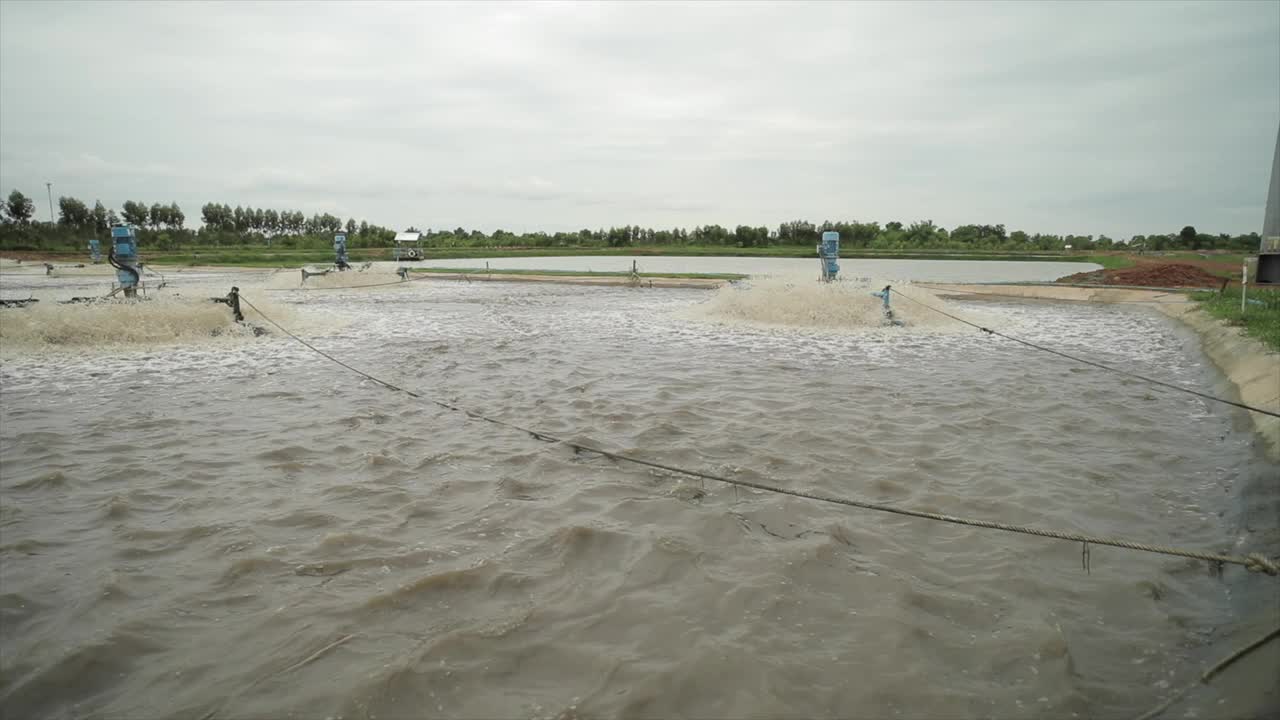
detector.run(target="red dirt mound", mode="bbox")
[1056,262,1223,288]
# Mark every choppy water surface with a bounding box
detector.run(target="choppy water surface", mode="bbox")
[1,266,1277,719]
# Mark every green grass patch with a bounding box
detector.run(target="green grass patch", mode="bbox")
[411,267,745,280]
[1191,288,1280,352]
[1164,252,1251,265]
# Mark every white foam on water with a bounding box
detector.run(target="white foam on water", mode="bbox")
[0,290,301,355]
[266,266,404,290]
[679,274,994,333]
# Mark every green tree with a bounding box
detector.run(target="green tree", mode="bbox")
[149,202,168,229]
[169,202,184,230]
[57,196,91,227]
[950,225,980,244]
[848,221,879,247]
[6,189,36,224]
[777,219,817,245]
[201,203,222,230]
[92,200,109,233]
[1180,225,1197,248]
[905,220,939,245]
[120,200,148,226]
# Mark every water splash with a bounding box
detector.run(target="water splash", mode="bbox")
[0,291,295,354]
[266,267,404,290]
[680,274,988,332]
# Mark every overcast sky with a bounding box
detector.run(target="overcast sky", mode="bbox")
[1,1,1277,237]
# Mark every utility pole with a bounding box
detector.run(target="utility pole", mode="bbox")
[45,182,54,224]
[1259,123,1280,283]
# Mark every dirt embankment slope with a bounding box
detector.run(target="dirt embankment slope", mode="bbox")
[1057,263,1224,288]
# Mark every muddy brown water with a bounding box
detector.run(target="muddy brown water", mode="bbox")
[1,269,1277,719]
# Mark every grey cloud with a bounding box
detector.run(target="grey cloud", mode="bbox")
[1,0,1276,236]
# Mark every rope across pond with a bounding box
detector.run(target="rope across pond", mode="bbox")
[1135,625,1280,720]
[237,296,1278,577]
[889,288,1280,419]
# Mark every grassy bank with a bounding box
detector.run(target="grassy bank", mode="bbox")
[1164,252,1252,266]
[1191,288,1280,352]
[411,267,745,280]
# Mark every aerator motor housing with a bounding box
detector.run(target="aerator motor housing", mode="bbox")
[819,231,839,282]
[109,224,141,297]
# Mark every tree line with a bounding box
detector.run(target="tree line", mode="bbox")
[2,190,187,232]
[420,219,1262,252]
[0,189,398,250]
[198,203,389,238]
[0,186,1265,253]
